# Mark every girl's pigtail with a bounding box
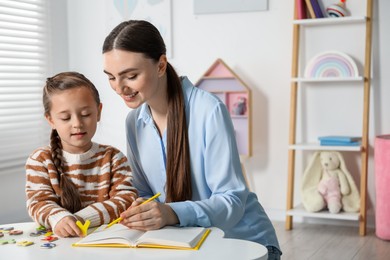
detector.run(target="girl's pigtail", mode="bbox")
[50,129,82,213]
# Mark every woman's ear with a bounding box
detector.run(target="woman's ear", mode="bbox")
[157,54,167,77]
[97,103,103,122]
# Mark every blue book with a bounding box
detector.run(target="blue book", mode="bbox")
[318,136,361,143]
[320,140,361,146]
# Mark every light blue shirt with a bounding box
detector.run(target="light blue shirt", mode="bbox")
[125,76,280,249]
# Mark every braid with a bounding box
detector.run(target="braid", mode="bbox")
[50,129,83,213]
[50,129,63,181]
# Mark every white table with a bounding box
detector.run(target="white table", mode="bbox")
[0,222,267,260]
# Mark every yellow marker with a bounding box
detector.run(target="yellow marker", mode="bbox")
[105,192,161,230]
[76,220,90,236]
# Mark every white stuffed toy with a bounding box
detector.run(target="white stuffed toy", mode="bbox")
[301,151,360,213]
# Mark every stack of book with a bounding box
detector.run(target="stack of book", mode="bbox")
[297,0,325,19]
[318,136,362,146]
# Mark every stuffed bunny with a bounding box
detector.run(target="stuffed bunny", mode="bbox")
[317,152,350,213]
[301,151,360,213]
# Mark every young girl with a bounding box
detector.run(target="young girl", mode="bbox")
[102,20,281,259]
[25,72,137,237]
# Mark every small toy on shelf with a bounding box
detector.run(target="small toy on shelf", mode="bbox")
[304,51,359,79]
[301,151,360,213]
[326,0,349,17]
[231,96,247,116]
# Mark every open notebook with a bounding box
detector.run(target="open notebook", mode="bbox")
[72,224,210,250]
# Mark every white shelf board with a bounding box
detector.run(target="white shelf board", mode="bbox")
[289,143,362,151]
[287,205,360,221]
[293,16,366,26]
[292,77,364,83]
[231,115,248,119]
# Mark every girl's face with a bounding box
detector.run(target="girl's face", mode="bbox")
[45,86,102,154]
[103,49,167,109]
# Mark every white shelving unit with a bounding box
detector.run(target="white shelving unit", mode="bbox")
[286,1,373,236]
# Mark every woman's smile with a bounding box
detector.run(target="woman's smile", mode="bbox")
[122,91,139,102]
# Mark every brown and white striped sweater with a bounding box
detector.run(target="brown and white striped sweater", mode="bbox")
[25,142,138,230]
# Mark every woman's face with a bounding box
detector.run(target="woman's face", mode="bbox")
[103,49,167,109]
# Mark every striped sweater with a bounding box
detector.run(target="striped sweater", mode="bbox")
[25,142,138,230]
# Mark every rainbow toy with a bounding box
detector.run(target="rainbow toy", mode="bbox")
[326,0,348,17]
[304,51,359,78]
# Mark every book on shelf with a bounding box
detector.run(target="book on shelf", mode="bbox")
[320,140,361,146]
[304,0,316,18]
[318,136,362,143]
[72,224,210,250]
[296,0,307,19]
[310,0,325,18]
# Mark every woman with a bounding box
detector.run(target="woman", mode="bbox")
[102,20,281,259]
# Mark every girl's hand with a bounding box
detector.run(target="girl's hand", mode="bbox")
[119,198,179,231]
[54,216,82,237]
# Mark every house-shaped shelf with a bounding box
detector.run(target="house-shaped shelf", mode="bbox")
[195,59,252,157]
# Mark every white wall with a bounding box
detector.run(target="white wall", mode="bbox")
[2,0,388,225]
[65,0,390,224]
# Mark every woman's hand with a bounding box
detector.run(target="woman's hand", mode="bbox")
[119,198,179,231]
[54,216,82,237]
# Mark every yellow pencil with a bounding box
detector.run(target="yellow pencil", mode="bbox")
[105,192,161,230]
[140,192,161,205]
[104,217,122,229]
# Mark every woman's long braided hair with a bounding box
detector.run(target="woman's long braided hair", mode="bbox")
[43,72,101,213]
